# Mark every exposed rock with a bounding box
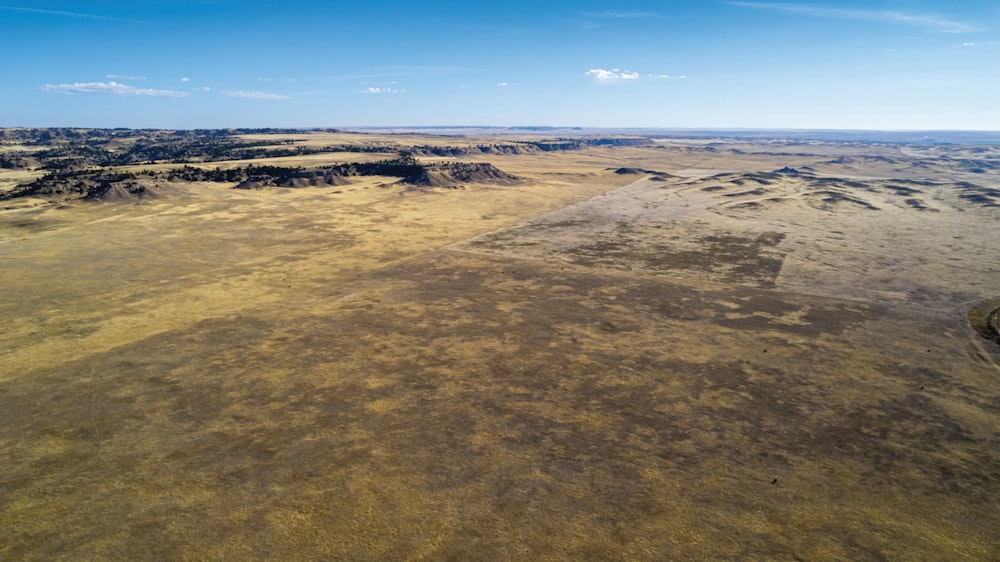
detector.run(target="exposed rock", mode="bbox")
[234,175,278,190]
[775,166,807,176]
[409,137,653,158]
[401,163,520,188]
[278,170,351,188]
[84,180,174,201]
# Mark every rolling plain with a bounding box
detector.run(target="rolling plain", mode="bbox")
[1,128,999,560]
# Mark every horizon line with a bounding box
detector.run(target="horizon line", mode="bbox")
[3,125,1000,134]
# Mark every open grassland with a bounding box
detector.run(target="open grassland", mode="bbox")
[1,131,999,560]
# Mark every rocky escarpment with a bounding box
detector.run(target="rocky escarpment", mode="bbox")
[409,137,653,157]
[3,153,519,201]
[1,172,177,202]
[235,169,352,190]
[235,159,521,190]
[400,162,521,188]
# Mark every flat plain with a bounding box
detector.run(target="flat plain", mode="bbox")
[1,128,999,560]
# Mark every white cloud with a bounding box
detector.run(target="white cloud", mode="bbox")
[652,74,688,79]
[361,86,405,94]
[106,74,146,80]
[727,2,978,33]
[962,42,976,47]
[497,82,509,87]
[586,68,640,81]
[219,90,290,100]
[180,76,190,82]
[193,86,212,92]
[40,81,186,97]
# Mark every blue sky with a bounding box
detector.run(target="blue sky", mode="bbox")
[1,1,997,129]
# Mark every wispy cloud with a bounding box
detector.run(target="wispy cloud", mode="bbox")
[106,74,147,81]
[180,76,190,83]
[219,90,290,100]
[374,65,479,75]
[497,82,509,87]
[727,2,979,33]
[582,10,661,19]
[40,81,186,97]
[586,68,640,81]
[571,19,604,30]
[954,41,999,48]
[323,66,481,84]
[0,5,148,24]
[651,74,688,79]
[572,9,661,30]
[361,86,405,94]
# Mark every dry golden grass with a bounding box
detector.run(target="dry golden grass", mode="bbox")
[1,134,999,560]
[0,169,47,193]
